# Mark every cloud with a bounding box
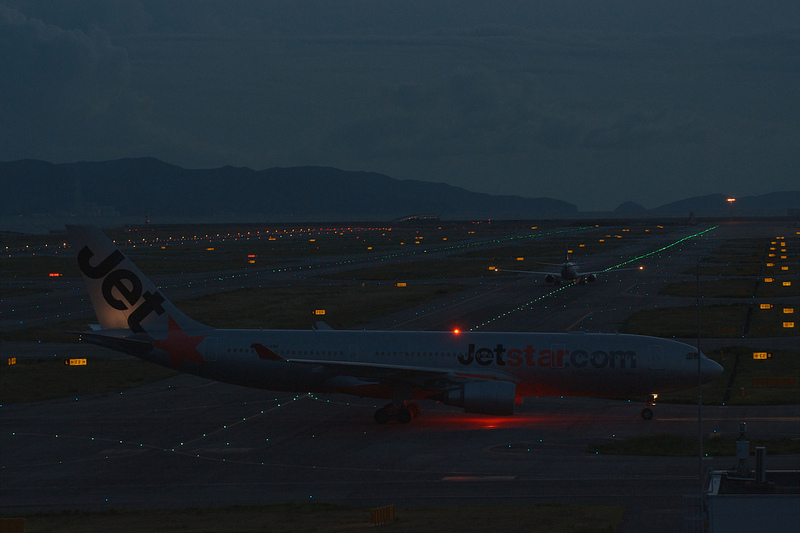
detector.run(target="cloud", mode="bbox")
[0,5,135,160]
[1,2,798,211]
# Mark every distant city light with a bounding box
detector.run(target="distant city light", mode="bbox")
[727,197,736,204]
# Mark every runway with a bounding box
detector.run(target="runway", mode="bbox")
[1,220,798,532]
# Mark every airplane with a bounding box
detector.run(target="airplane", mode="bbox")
[67,225,722,423]
[493,244,640,285]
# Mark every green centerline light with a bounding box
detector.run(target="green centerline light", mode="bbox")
[472,225,719,330]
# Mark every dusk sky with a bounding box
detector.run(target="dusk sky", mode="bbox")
[2,1,798,211]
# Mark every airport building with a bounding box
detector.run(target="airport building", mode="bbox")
[686,424,800,533]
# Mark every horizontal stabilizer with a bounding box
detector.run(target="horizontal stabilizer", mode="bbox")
[70,330,155,356]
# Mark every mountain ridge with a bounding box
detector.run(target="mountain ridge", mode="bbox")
[1,158,797,222]
[0,158,577,221]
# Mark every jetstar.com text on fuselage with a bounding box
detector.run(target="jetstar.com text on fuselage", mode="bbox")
[459,343,637,369]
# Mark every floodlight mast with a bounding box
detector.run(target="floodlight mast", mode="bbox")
[697,252,704,495]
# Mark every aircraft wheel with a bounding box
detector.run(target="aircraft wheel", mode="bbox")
[396,406,413,424]
[374,407,390,424]
[641,408,654,421]
[407,402,421,419]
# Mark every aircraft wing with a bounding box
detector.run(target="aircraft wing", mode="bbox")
[251,343,517,390]
[493,268,557,276]
[578,266,641,276]
[495,266,639,276]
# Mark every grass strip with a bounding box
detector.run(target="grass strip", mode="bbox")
[1,503,625,533]
[0,357,177,404]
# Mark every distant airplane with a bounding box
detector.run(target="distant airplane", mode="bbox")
[68,226,721,423]
[493,244,640,285]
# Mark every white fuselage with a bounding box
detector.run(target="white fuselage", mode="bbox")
[143,328,716,401]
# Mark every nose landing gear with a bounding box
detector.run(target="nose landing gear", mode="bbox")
[641,394,657,420]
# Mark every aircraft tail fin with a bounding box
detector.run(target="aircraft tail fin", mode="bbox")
[67,225,210,334]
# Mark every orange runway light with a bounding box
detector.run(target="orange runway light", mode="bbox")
[48,272,62,277]
[65,358,87,366]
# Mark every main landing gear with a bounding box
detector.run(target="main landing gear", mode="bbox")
[374,402,421,424]
[641,394,657,421]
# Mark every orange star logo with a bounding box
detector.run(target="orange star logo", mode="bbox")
[153,316,209,369]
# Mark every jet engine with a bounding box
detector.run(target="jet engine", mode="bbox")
[435,380,516,415]
[544,274,555,284]
[585,274,596,283]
